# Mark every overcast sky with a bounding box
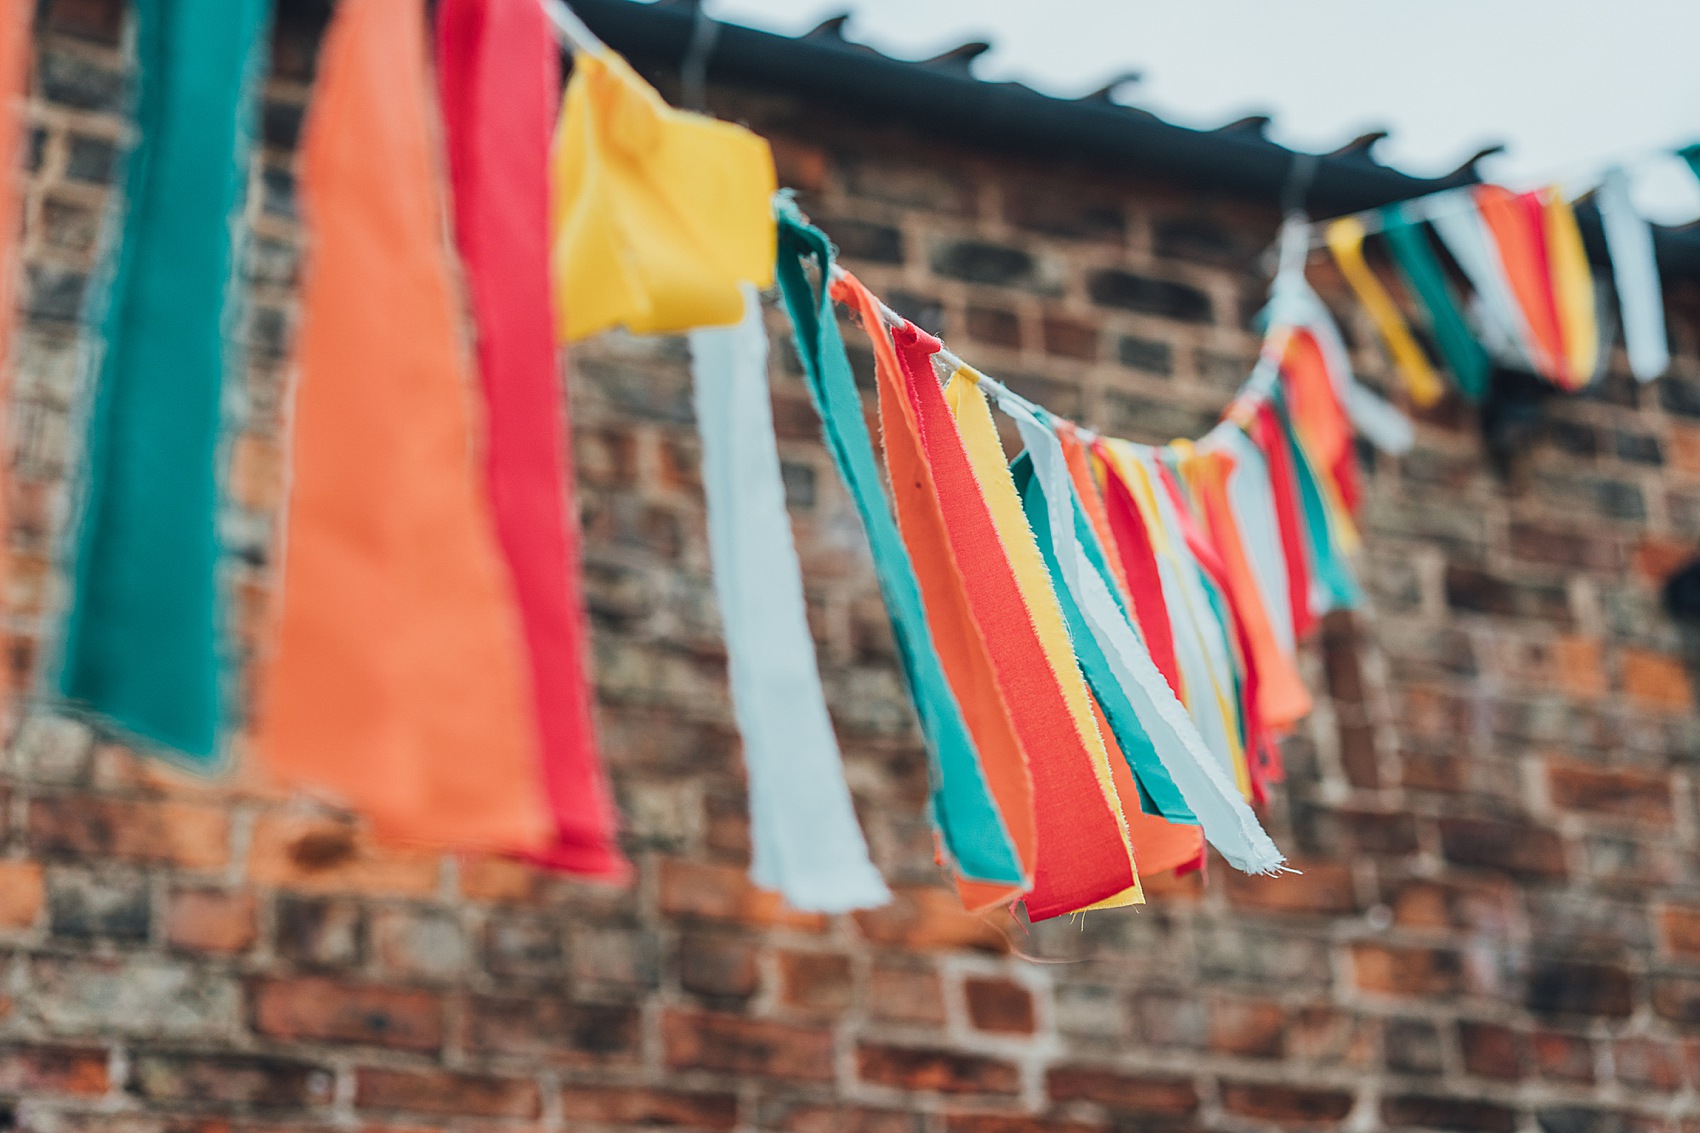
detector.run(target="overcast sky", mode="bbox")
[704,0,1700,223]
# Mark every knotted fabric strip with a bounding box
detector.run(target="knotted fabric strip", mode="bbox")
[773,206,1022,889]
[56,0,273,762]
[437,0,624,876]
[1596,166,1669,382]
[257,0,552,852]
[689,285,889,912]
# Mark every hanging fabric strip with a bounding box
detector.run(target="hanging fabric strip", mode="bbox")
[1273,280,1414,457]
[0,0,29,729]
[1000,403,1282,875]
[1429,201,1540,372]
[256,0,552,852]
[1542,190,1599,389]
[1595,166,1669,381]
[551,47,775,340]
[689,286,888,912]
[1324,217,1445,407]
[829,282,1031,903]
[1092,442,1182,695]
[1057,426,1131,599]
[1280,396,1362,611]
[55,0,273,762]
[943,372,1154,914]
[1250,402,1317,640]
[1475,184,1568,385]
[1381,211,1492,401]
[1009,451,1194,828]
[436,0,623,877]
[772,205,1022,889]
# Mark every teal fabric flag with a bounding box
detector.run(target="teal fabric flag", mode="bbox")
[774,203,1022,887]
[1010,452,1194,824]
[1277,395,1361,612]
[1382,210,1491,401]
[57,0,273,762]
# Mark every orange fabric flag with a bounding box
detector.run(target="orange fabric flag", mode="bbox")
[1475,184,1568,385]
[0,0,29,725]
[1057,424,1130,600]
[1090,696,1203,877]
[255,0,551,853]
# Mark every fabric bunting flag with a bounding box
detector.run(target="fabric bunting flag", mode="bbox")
[830,276,1036,908]
[1475,185,1570,386]
[1595,166,1669,381]
[774,204,1023,892]
[1429,201,1540,375]
[1382,210,1492,400]
[56,0,273,763]
[551,47,776,341]
[256,0,552,852]
[689,285,889,912]
[1325,217,1445,407]
[0,0,30,727]
[436,0,624,876]
[1543,191,1599,386]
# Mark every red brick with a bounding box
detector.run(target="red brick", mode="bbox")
[1351,943,1465,997]
[1220,1081,1354,1125]
[1547,760,1673,824]
[1661,905,1700,959]
[1532,1029,1596,1083]
[1045,1065,1198,1115]
[1614,1037,1685,1092]
[355,1067,540,1118]
[1555,636,1609,698]
[0,861,45,929]
[560,1086,739,1130]
[465,996,640,1063]
[251,977,443,1052]
[1041,314,1098,360]
[247,814,439,897]
[28,796,228,868]
[963,977,1034,1035]
[1381,1094,1516,1132]
[1459,1021,1526,1081]
[663,1010,833,1081]
[852,886,1009,953]
[165,888,256,954]
[784,1106,919,1133]
[778,950,854,1015]
[679,933,760,999]
[868,959,946,1025]
[1438,817,1568,880]
[944,1116,1104,1133]
[1209,997,1285,1058]
[1621,648,1693,711]
[657,859,826,932]
[1225,861,1358,916]
[856,1044,1020,1096]
[0,1044,108,1095]
[128,1051,331,1108]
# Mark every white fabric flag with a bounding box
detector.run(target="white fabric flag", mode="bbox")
[689,285,890,912]
[1596,165,1670,382]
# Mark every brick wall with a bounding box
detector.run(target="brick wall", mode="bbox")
[8,2,1700,1130]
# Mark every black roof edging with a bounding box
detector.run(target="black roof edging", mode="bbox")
[573,0,1700,281]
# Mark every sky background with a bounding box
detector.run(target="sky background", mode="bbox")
[701,0,1700,222]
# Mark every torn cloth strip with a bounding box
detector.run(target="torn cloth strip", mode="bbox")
[256,0,552,852]
[1475,184,1569,385]
[1429,200,1540,374]
[1595,165,1669,382]
[1381,211,1491,401]
[1543,191,1600,388]
[943,371,1153,915]
[1093,442,1183,695]
[773,206,1022,889]
[689,286,889,913]
[0,0,32,727]
[56,0,273,762]
[436,0,624,876]
[831,279,1029,903]
[1002,405,1283,876]
[1325,216,1445,407]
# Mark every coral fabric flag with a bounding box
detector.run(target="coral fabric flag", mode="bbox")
[256,0,552,853]
[436,0,624,876]
[1475,184,1568,385]
[0,0,30,727]
[1093,442,1182,695]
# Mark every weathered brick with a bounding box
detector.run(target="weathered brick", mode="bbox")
[129,1051,332,1108]
[1547,761,1672,824]
[465,995,640,1063]
[1612,1037,1684,1092]
[0,861,45,929]
[857,1044,1020,1096]
[164,888,257,955]
[1219,1081,1354,1125]
[29,796,229,868]
[560,1086,739,1130]
[1045,1065,1197,1114]
[354,1067,540,1118]
[247,814,439,896]
[1352,943,1465,997]
[1381,1093,1518,1132]
[657,858,826,932]
[1526,960,1635,1019]
[665,1010,833,1080]
[1532,1029,1596,1083]
[1224,860,1358,915]
[1459,1021,1526,1081]
[1086,268,1213,322]
[276,895,366,969]
[1438,817,1568,880]
[679,933,760,1000]
[47,867,149,942]
[0,1044,108,1096]
[963,977,1034,1035]
[251,977,442,1051]
[853,886,1009,953]
[868,959,947,1025]
[778,950,854,1015]
[1620,648,1693,710]
[1209,997,1285,1057]
[931,240,1044,290]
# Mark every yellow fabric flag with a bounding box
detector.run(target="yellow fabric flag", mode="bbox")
[550,49,776,341]
[1543,190,1600,388]
[1326,217,1445,408]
